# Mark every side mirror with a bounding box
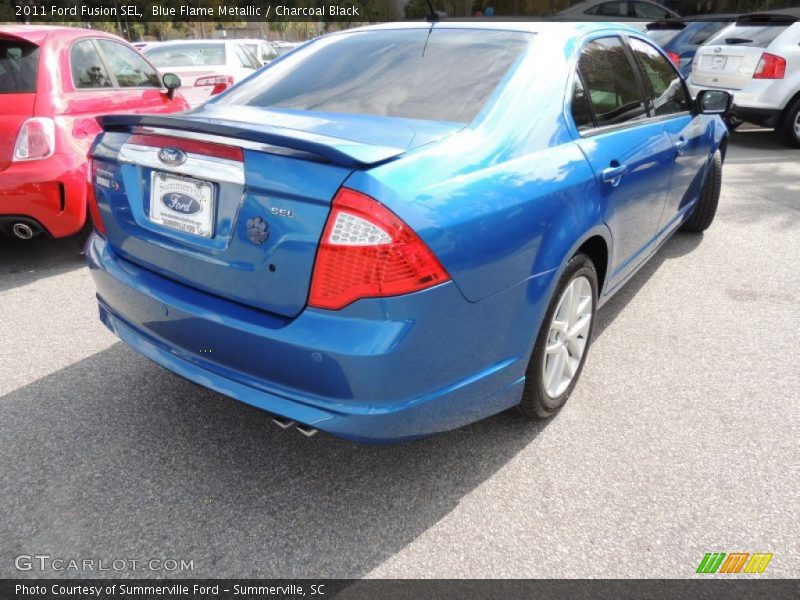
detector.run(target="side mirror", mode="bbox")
[162,73,181,100]
[697,89,733,115]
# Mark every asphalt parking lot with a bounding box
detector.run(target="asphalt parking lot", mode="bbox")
[0,127,798,579]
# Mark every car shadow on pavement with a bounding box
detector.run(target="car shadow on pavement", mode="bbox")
[0,341,551,579]
[0,235,86,293]
[593,232,703,341]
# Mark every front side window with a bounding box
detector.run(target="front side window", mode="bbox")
[96,40,160,88]
[628,38,689,117]
[216,29,531,124]
[71,39,112,89]
[577,37,646,128]
[0,39,39,93]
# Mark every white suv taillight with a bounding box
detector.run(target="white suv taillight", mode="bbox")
[12,117,55,162]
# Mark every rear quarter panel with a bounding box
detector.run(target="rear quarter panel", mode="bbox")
[346,28,611,304]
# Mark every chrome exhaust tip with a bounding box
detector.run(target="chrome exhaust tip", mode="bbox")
[295,424,318,438]
[12,222,36,240]
[272,416,295,429]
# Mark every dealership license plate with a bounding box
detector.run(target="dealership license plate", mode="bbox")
[709,56,727,70]
[149,172,215,238]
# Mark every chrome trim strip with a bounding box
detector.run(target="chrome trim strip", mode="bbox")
[118,143,245,185]
[132,126,327,163]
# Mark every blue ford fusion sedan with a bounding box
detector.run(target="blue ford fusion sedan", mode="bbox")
[86,22,730,443]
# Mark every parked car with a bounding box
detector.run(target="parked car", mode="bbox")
[557,0,679,20]
[646,17,735,77]
[238,39,280,66]
[0,25,188,240]
[143,40,261,107]
[272,41,303,56]
[86,22,729,442]
[688,9,800,146]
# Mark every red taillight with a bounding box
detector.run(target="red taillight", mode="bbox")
[753,53,786,79]
[86,159,106,236]
[12,117,55,162]
[666,51,681,68]
[308,188,450,310]
[127,133,243,162]
[194,75,234,95]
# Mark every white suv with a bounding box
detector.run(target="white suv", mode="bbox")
[688,9,800,147]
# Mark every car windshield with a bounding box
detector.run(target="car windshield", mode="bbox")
[706,24,789,48]
[0,39,39,93]
[217,29,531,124]
[145,43,225,67]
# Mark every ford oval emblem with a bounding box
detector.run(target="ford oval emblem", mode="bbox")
[161,192,202,215]
[158,147,187,166]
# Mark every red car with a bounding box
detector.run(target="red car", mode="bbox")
[0,26,188,239]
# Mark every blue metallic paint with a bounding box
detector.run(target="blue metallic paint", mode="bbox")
[88,22,727,442]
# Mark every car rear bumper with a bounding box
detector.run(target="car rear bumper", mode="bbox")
[86,234,548,443]
[731,106,782,128]
[0,153,87,237]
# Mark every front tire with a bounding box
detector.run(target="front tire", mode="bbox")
[777,97,800,148]
[681,150,722,233]
[518,254,598,419]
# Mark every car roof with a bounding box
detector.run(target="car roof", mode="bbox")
[0,24,122,45]
[340,20,642,37]
[147,39,242,46]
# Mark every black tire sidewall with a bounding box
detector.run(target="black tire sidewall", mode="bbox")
[527,254,598,415]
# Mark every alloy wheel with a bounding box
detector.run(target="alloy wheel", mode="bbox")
[542,275,593,398]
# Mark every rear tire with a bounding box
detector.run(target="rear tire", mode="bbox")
[681,150,722,233]
[776,98,800,148]
[518,254,598,419]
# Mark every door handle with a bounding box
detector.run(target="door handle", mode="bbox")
[675,138,689,157]
[601,164,628,187]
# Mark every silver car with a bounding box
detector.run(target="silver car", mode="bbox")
[688,9,800,147]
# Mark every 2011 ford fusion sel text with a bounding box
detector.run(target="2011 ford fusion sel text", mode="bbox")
[86,22,730,443]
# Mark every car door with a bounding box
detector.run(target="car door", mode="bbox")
[626,36,711,233]
[571,36,675,291]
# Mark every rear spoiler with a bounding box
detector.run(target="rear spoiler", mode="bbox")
[646,20,687,31]
[98,114,407,169]
[736,10,800,24]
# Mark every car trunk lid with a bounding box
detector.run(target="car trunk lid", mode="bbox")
[90,110,459,318]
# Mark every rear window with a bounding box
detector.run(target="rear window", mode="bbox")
[217,29,531,124]
[647,28,682,47]
[706,24,788,48]
[145,43,225,68]
[0,39,39,93]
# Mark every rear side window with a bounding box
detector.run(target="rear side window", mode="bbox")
[706,24,788,48]
[96,40,160,88]
[628,38,689,117]
[571,73,594,131]
[145,44,226,68]
[0,39,39,93]
[71,39,112,88]
[217,29,531,124]
[577,37,647,128]
[585,2,629,17]
[632,2,673,19]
